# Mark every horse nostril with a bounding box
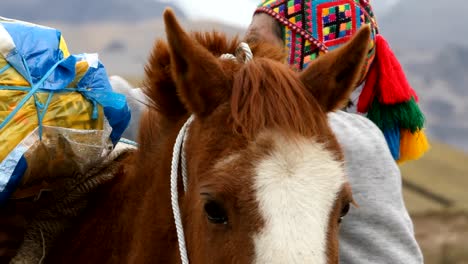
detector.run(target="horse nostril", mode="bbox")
[204,201,228,225]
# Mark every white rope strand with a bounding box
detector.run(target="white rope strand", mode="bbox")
[170,115,195,264]
[171,42,254,264]
[219,53,237,61]
[181,118,191,192]
[221,42,253,64]
[236,42,253,63]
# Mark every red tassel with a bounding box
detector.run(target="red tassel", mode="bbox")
[374,35,417,104]
[357,35,421,113]
[357,56,378,113]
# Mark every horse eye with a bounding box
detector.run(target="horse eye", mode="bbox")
[338,203,351,224]
[204,201,228,225]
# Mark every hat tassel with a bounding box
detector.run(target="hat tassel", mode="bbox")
[358,35,430,163]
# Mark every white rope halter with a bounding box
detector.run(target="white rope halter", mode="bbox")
[220,41,253,63]
[170,42,253,264]
[170,115,194,264]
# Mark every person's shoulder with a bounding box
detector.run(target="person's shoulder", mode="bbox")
[328,110,381,135]
[327,111,393,159]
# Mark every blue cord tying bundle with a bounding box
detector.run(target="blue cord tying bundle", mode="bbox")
[0,18,131,204]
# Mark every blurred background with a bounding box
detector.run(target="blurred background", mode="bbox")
[3,0,468,262]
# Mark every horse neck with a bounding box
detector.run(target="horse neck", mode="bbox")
[124,113,188,262]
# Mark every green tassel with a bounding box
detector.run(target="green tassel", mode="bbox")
[367,97,425,133]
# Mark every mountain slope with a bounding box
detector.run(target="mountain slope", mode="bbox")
[38,19,244,76]
[379,0,468,51]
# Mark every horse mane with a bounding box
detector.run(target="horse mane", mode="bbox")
[143,30,325,139]
[191,31,239,57]
[230,58,326,139]
[191,31,287,62]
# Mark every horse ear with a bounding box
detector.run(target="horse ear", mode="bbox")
[143,39,186,118]
[299,26,371,112]
[163,8,228,117]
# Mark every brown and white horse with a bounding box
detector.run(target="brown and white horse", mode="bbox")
[46,9,370,264]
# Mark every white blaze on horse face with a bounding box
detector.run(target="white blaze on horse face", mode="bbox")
[252,132,345,264]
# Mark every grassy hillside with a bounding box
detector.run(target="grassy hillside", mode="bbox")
[400,141,468,213]
[403,143,468,264]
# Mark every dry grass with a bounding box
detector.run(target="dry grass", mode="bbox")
[412,211,468,264]
[401,142,468,263]
[400,141,468,212]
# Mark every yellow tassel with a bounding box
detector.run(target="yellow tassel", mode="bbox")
[397,129,430,164]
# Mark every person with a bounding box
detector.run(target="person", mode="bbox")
[245,0,425,263]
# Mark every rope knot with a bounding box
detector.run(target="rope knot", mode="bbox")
[220,42,253,64]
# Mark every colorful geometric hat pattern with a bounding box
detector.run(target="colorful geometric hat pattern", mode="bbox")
[255,0,430,163]
[255,0,378,76]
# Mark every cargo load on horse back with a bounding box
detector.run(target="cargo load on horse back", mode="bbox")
[0,17,131,204]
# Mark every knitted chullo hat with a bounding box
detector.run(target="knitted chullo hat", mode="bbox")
[255,0,429,163]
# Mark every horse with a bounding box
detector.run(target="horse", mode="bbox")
[45,9,371,264]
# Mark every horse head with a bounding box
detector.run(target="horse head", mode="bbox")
[136,9,370,264]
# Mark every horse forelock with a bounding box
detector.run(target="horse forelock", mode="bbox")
[198,33,325,142]
[230,57,330,140]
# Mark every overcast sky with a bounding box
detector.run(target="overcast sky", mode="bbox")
[167,0,400,27]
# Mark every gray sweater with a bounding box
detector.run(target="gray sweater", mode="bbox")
[330,111,423,264]
[111,77,423,263]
